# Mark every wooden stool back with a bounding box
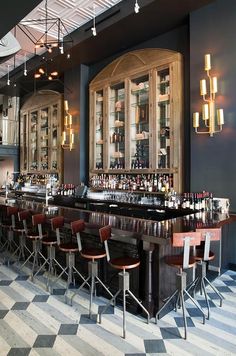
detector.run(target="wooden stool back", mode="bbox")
[196,228,221,261]
[172,232,201,269]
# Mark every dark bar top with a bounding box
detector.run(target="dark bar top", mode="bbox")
[1,196,234,246]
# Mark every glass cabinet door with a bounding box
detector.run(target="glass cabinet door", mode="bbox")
[130,75,150,170]
[29,111,38,170]
[51,104,58,171]
[40,107,49,171]
[95,90,104,170]
[156,68,170,169]
[20,113,28,171]
[108,83,125,170]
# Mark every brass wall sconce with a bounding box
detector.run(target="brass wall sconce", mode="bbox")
[193,54,224,137]
[61,100,75,151]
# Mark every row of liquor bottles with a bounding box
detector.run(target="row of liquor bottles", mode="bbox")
[17,173,59,186]
[90,173,173,193]
[56,184,76,196]
[165,191,213,211]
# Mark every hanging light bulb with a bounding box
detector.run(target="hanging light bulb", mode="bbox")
[39,68,45,74]
[91,3,97,36]
[24,54,27,76]
[59,42,64,54]
[134,0,140,13]
[51,71,58,76]
[7,65,10,85]
[92,27,97,36]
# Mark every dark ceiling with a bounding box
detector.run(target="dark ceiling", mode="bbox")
[0,0,42,39]
[0,0,215,96]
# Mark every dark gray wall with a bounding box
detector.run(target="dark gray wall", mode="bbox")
[190,0,236,268]
[63,64,89,185]
[190,0,236,209]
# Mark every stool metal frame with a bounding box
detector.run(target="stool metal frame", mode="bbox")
[12,210,31,262]
[70,220,113,318]
[34,216,66,290]
[189,228,223,320]
[49,217,89,299]
[155,232,206,340]
[20,213,48,281]
[1,207,19,262]
[98,225,150,339]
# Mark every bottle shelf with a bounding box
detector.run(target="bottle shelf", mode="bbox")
[131,100,149,107]
[90,49,182,192]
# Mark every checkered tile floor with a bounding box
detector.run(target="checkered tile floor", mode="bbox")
[0,260,236,355]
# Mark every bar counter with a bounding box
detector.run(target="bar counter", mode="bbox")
[1,196,235,316]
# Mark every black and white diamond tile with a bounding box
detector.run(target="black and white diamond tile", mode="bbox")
[0,261,236,355]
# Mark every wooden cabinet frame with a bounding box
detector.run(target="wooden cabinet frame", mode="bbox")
[89,49,183,192]
[20,90,63,179]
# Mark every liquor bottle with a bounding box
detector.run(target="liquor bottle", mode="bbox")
[189,193,194,210]
[185,193,190,208]
[153,174,158,192]
[181,193,187,209]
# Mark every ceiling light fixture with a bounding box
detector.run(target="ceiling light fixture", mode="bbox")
[7,65,10,85]
[91,3,97,36]
[23,54,27,76]
[34,57,58,80]
[134,0,140,13]
[17,0,73,56]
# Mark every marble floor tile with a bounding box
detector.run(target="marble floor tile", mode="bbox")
[0,260,235,355]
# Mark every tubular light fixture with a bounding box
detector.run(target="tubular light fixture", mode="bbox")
[7,65,10,85]
[61,100,75,151]
[134,0,140,13]
[193,54,224,137]
[91,3,97,36]
[24,54,27,76]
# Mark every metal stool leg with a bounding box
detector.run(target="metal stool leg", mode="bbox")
[69,260,110,314]
[155,289,179,322]
[45,245,65,291]
[156,272,205,340]
[64,253,89,303]
[123,272,126,339]
[99,269,149,339]
[204,276,223,306]
[201,278,210,319]
[98,289,121,324]
[180,290,187,339]
[184,289,206,323]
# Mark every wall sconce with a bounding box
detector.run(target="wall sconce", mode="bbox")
[193,54,224,137]
[61,100,75,151]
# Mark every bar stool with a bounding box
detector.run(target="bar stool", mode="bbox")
[1,206,19,258]
[39,216,66,290]
[192,228,223,319]
[12,210,32,262]
[155,232,206,340]
[0,204,8,248]
[49,217,89,299]
[20,213,48,281]
[98,225,150,339]
[70,219,113,318]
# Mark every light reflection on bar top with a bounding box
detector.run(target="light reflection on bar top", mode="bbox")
[0,197,230,242]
